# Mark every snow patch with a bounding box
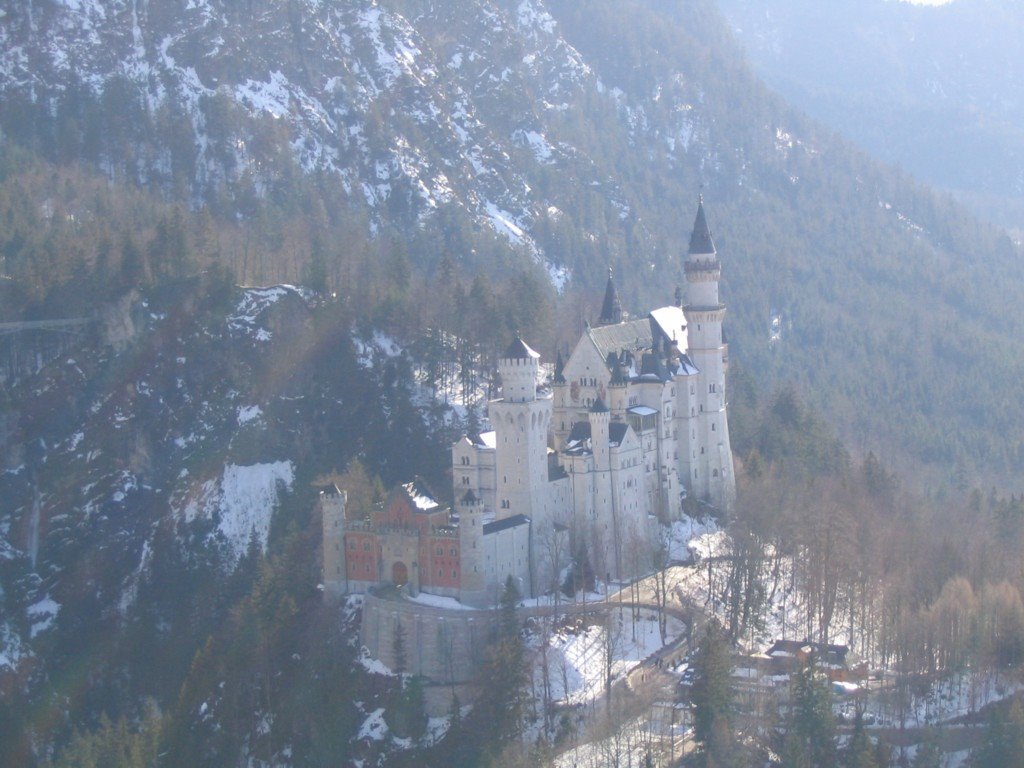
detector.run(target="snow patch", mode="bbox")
[28,596,60,638]
[182,461,295,559]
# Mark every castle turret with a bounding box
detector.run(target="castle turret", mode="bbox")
[683,196,735,512]
[597,267,623,326]
[499,334,540,403]
[552,350,571,446]
[607,352,629,415]
[490,334,551,547]
[458,490,486,605]
[320,485,348,597]
[588,397,611,473]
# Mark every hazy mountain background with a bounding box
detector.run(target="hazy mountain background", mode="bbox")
[719,0,1024,235]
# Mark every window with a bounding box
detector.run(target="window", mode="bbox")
[451,548,457,556]
[365,564,371,573]
[348,541,356,550]
[436,547,443,556]
[713,469,719,478]
[462,476,469,485]
[363,542,371,551]
[712,422,716,432]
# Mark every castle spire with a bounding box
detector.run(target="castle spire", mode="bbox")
[597,266,623,326]
[688,195,716,256]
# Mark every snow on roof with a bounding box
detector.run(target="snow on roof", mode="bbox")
[649,306,687,345]
[401,479,440,511]
[627,405,658,417]
[832,681,861,695]
[472,431,496,449]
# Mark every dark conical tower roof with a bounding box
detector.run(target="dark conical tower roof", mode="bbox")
[553,350,566,384]
[503,333,540,360]
[688,196,716,256]
[597,267,623,326]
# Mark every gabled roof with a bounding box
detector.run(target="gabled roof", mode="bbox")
[483,514,530,535]
[590,397,609,414]
[674,353,700,376]
[469,431,496,449]
[586,308,689,379]
[688,197,716,256]
[460,489,479,505]
[639,352,671,382]
[400,477,442,513]
[503,334,540,360]
[567,421,592,445]
[649,306,687,345]
[609,422,630,446]
[588,317,654,362]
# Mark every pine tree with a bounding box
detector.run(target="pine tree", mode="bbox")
[780,665,838,768]
[972,699,1024,768]
[691,619,737,768]
[911,727,943,768]
[843,709,879,768]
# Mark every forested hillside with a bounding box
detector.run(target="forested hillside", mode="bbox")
[2,0,1021,487]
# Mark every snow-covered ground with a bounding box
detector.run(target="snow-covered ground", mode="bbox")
[182,461,295,558]
[535,608,685,707]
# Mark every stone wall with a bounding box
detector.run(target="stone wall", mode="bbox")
[360,588,497,685]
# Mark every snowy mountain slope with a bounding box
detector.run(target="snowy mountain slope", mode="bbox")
[0,279,453,688]
[0,0,635,286]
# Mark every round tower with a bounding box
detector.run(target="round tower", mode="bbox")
[499,334,540,403]
[683,196,735,513]
[320,486,348,597]
[489,334,552,573]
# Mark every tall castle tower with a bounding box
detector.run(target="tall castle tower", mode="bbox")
[320,486,348,597]
[489,335,552,526]
[683,198,736,512]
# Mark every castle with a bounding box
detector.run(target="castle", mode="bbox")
[323,198,735,608]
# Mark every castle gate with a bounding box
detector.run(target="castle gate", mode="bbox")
[392,561,408,586]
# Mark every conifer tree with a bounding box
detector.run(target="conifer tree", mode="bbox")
[691,618,737,767]
[780,665,837,768]
[972,699,1024,768]
[843,709,879,768]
